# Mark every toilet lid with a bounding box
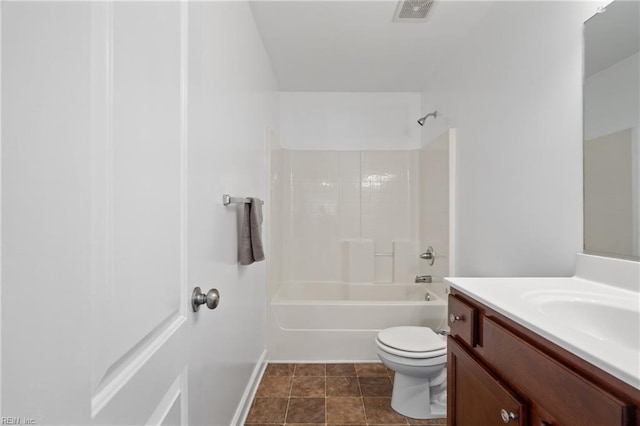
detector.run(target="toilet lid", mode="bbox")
[377,326,445,353]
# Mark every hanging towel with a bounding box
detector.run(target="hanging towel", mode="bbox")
[239,198,265,265]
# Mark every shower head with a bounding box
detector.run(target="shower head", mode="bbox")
[417,110,438,126]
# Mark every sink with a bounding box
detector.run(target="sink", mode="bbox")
[446,255,640,390]
[528,292,640,351]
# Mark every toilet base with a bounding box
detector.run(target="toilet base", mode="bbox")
[390,372,447,420]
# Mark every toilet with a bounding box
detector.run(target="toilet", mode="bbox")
[375,326,447,420]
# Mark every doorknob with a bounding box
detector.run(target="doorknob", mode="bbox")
[192,287,220,312]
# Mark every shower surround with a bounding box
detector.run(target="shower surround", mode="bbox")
[267,93,453,361]
[267,133,453,361]
[280,149,420,284]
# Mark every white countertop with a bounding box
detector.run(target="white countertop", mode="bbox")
[445,275,640,390]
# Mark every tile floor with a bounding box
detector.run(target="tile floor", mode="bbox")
[245,363,446,426]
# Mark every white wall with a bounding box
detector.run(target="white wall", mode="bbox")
[420,1,599,277]
[280,92,421,150]
[187,2,277,424]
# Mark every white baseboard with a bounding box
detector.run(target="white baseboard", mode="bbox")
[230,349,268,426]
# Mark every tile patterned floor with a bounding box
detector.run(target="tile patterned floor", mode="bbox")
[245,363,447,426]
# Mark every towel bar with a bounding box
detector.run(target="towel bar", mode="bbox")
[222,194,264,206]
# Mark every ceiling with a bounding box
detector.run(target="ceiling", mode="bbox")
[249,1,495,92]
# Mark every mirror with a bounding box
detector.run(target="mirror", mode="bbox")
[583,0,640,260]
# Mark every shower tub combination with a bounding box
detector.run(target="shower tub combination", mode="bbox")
[268,281,448,361]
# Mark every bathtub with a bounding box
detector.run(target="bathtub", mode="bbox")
[268,282,448,361]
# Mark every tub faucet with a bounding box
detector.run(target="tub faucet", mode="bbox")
[415,275,432,284]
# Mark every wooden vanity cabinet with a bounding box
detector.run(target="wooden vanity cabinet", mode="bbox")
[447,289,640,426]
[449,337,527,425]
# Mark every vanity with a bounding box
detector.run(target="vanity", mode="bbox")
[445,257,640,425]
[443,1,640,424]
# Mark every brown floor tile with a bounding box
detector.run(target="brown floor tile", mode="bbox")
[244,424,283,426]
[294,363,326,376]
[286,397,325,423]
[407,419,447,425]
[326,397,367,424]
[291,376,325,397]
[245,398,288,424]
[265,363,295,376]
[326,376,361,397]
[248,364,446,426]
[327,363,357,376]
[256,375,291,397]
[363,397,408,424]
[355,363,388,377]
[359,377,393,397]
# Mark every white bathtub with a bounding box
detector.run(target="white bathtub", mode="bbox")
[268,282,448,361]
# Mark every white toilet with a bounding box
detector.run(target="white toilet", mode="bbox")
[375,326,447,420]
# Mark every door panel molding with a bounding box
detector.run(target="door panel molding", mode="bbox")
[145,367,188,426]
[0,1,4,415]
[179,0,189,321]
[91,313,185,417]
[90,0,115,394]
[91,322,187,425]
[89,1,190,423]
[108,0,183,371]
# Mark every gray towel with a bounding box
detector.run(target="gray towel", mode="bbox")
[239,198,265,265]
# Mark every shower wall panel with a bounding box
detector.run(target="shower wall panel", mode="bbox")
[361,151,419,282]
[419,131,451,280]
[280,150,419,283]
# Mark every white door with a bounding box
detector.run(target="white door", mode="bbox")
[2,2,197,424]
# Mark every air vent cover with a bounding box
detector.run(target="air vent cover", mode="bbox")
[393,0,435,22]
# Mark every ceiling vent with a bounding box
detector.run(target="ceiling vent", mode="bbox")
[393,0,436,22]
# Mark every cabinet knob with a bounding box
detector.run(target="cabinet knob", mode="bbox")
[449,314,463,324]
[500,409,518,423]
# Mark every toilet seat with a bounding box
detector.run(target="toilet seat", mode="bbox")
[376,326,446,359]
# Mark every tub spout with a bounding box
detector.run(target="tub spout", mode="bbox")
[415,275,432,284]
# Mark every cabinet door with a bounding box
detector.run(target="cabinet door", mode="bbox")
[482,317,634,426]
[448,337,527,426]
